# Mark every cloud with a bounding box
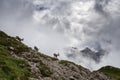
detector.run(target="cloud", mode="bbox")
[33,0,120,69]
[64,45,109,70]
[0,0,70,56]
[0,0,120,70]
[94,0,110,15]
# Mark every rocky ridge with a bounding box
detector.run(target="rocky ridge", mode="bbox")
[0,31,113,80]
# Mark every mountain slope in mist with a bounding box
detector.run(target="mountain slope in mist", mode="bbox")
[0,31,119,80]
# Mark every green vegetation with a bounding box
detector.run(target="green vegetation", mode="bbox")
[59,60,76,66]
[99,66,120,80]
[0,31,30,54]
[38,60,53,77]
[0,31,36,80]
[59,60,89,73]
[0,45,31,80]
[0,31,120,80]
[0,31,55,79]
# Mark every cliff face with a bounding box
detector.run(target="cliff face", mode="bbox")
[0,31,115,80]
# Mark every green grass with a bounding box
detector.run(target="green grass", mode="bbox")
[0,31,54,79]
[0,31,36,80]
[59,60,76,66]
[1,31,120,80]
[0,31,30,54]
[99,66,120,80]
[0,45,31,80]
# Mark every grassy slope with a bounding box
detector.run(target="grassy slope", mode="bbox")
[0,31,120,80]
[0,31,59,79]
[0,31,34,80]
[99,66,120,80]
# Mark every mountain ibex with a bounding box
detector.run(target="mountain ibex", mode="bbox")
[15,36,24,42]
[34,46,39,51]
[53,53,59,58]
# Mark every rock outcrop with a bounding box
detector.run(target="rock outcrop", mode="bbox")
[0,31,113,80]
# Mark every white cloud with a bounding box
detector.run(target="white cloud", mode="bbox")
[0,0,120,70]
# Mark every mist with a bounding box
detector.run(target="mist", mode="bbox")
[0,0,120,70]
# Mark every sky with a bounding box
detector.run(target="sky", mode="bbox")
[0,0,120,70]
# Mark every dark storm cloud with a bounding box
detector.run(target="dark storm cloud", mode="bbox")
[94,0,110,14]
